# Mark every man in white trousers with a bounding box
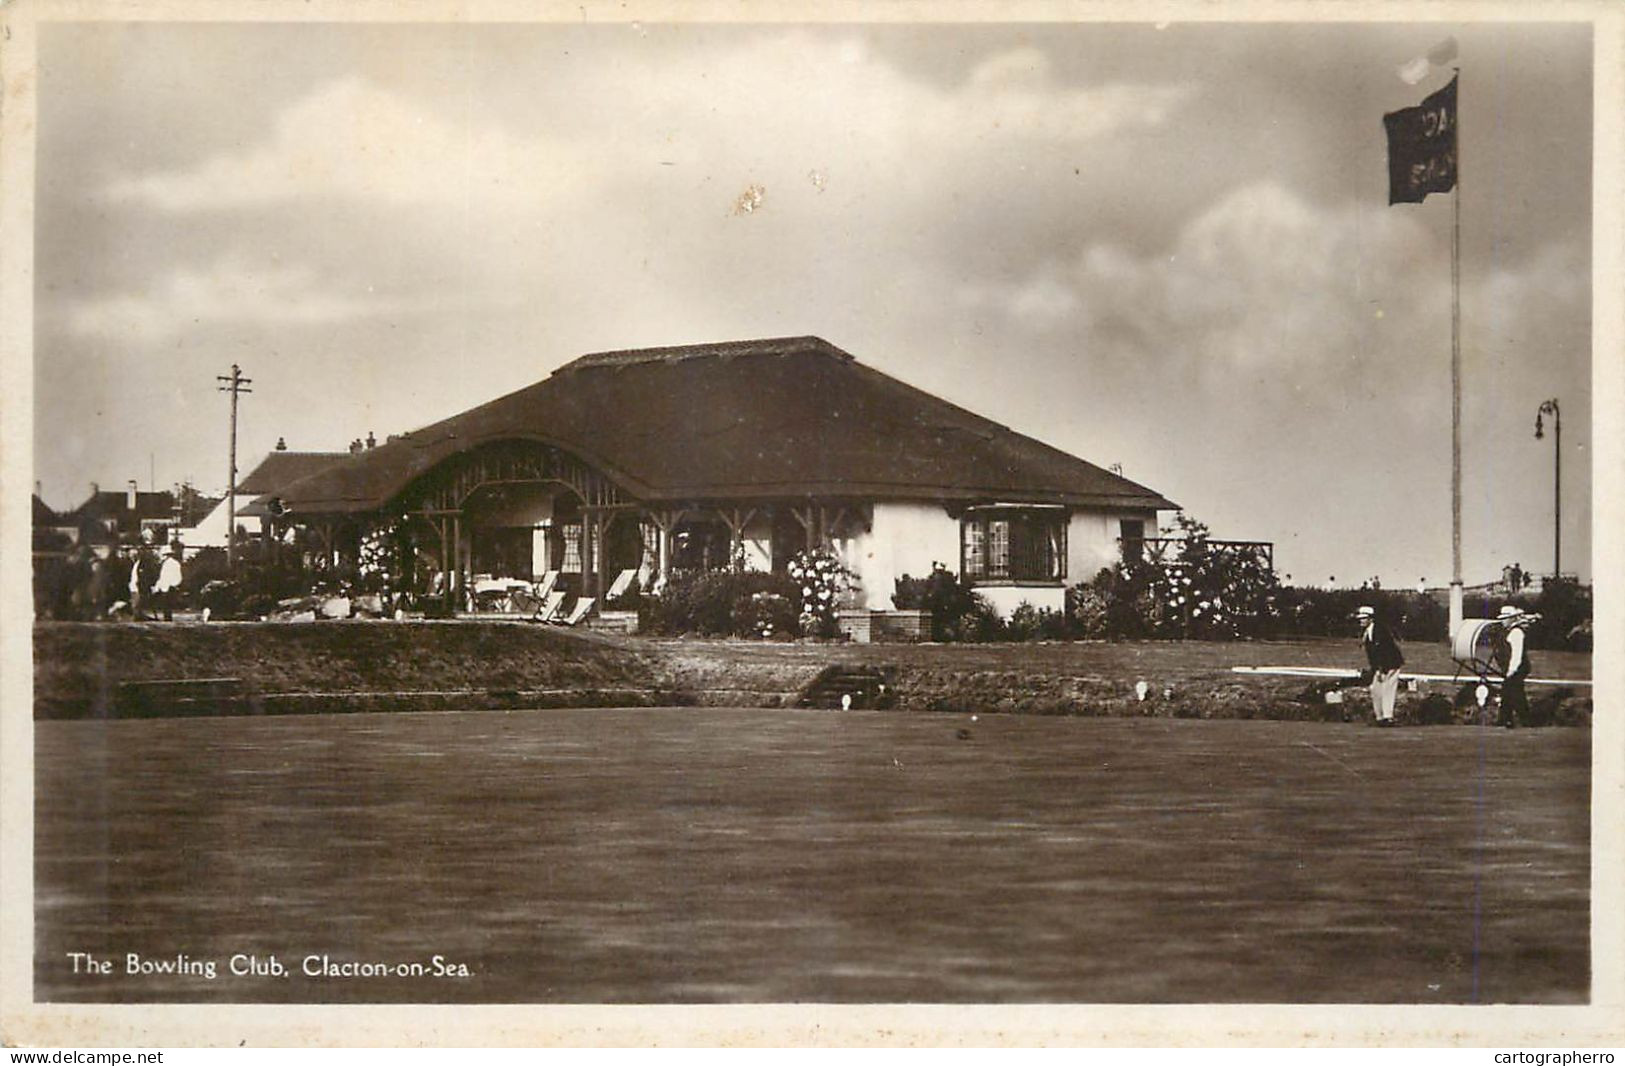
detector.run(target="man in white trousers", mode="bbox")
[1355,605,1405,727]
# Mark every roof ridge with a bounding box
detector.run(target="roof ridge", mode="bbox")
[556,335,850,373]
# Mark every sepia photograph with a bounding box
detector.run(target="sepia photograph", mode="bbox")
[3,0,1620,1048]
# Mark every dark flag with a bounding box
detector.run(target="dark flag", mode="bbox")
[1384,75,1457,204]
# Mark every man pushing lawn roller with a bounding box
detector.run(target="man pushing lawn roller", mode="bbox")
[1491,605,1534,728]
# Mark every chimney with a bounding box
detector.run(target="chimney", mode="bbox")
[90,481,100,500]
[275,436,288,452]
[34,480,42,499]
[127,480,139,510]
[366,431,377,450]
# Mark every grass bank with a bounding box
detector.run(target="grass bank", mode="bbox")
[637,636,1593,725]
[33,622,1593,724]
[32,621,671,718]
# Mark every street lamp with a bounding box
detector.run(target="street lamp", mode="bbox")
[1534,398,1560,578]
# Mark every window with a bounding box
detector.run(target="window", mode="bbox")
[1120,519,1146,564]
[560,523,583,573]
[961,508,1067,583]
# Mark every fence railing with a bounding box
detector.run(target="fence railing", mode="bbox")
[1120,537,1274,570]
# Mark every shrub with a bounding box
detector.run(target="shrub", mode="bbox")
[1530,577,1592,651]
[942,597,1004,643]
[1004,602,1070,642]
[605,583,644,612]
[639,569,801,638]
[1085,565,1158,640]
[1066,582,1109,639]
[179,547,230,595]
[733,589,797,640]
[894,564,996,641]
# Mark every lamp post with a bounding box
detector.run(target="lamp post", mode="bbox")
[1534,398,1560,578]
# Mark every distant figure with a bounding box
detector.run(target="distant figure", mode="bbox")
[152,543,185,621]
[1354,605,1404,726]
[65,547,94,619]
[130,536,159,619]
[1494,605,1534,728]
[85,551,112,621]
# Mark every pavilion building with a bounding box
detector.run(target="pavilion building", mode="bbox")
[271,337,1177,618]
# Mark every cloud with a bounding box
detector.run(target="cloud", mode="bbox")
[103,77,591,213]
[100,37,1192,218]
[63,255,418,343]
[955,182,1449,391]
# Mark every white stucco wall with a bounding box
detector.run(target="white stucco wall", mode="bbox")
[977,584,1066,615]
[1075,509,1158,581]
[842,501,961,611]
[741,515,773,572]
[840,502,1162,616]
[527,498,557,575]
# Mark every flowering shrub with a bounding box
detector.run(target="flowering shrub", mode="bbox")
[788,548,853,638]
[356,517,413,597]
[1131,514,1279,640]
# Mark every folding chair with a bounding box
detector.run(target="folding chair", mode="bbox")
[530,589,568,623]
[511,571,561,616]
[553,596,596,627]
[604,568,639,602]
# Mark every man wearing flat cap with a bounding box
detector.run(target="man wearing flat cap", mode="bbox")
[1494,605,1534,728]
[1355,605,1404,726]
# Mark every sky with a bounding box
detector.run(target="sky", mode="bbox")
[31,17,1595,588]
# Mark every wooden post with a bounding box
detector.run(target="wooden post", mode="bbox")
[451,513,462,614]
[645,508,685,588]
[716,506,758,571]
[789,504,817,551]
[582,508,601,603]
[438,517,451,613]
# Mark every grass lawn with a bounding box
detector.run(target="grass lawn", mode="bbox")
[36,707,1589,1003]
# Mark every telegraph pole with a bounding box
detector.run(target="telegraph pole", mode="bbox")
[217,365,253,569]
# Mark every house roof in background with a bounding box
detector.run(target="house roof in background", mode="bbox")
[32,494,60,525]
[72,490,177,521]
[277,336,1179,516]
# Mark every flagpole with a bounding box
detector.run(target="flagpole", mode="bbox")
[1448,64,1464,636]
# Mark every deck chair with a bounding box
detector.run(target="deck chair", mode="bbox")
[554,596,596,627]
[604,568,639,602]
[511,571,561,616]
[529,589,568,623]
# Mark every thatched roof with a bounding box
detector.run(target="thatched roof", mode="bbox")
[276,337,1176,516]
[236,451,352,495]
